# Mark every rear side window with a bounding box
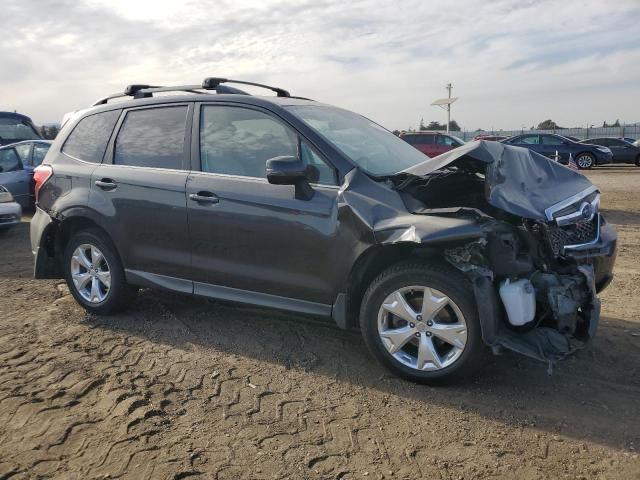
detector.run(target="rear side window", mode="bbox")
[114,106,188,170]
[63,110,121,163]
[14,144,32,164]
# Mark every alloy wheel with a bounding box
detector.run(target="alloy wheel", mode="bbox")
[70,244,111,303]
[577,154,593,169]
[376,286,468,371]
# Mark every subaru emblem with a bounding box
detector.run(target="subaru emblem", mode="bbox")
[581,203,593,220]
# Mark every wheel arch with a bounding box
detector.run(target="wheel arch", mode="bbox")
[52,207,117,264]
[338,243,447,329]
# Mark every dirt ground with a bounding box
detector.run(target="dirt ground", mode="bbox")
[0,167,639,480]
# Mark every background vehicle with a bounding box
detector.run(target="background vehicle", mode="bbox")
[501,133,612,169]
[0,112,42,146]
[30,79,616,384]
[472,134,508,141]
[0,140,52,208]
[400,131,465,156]
[0,186,22,231]
[582,138,640,165]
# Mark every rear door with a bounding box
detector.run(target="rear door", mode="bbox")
[186,102,339,309]
[90,103,193,289]
[539,134,568,161]
[0,147,30,207]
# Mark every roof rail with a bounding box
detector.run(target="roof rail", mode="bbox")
[201,77,290,97]
[91,77,291,106]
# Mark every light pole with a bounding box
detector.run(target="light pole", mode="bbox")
[431,83,458,133]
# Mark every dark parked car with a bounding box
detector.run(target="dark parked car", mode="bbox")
[0,140,52,208]
[400,131,465,157]
[581,138,640,165]
[501,133,612,169]
[30,78,616,383]
[0,112,42,146]
[472,134,508,142]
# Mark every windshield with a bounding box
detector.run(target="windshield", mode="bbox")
[287,105,430,176]
[0,117,41,141]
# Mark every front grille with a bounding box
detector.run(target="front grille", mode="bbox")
[547,215,599,255]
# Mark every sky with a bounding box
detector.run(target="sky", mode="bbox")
[1,0,639,131]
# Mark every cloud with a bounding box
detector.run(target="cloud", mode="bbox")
[1,0,639,130]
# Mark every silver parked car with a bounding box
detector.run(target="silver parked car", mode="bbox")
[0,185,22,231]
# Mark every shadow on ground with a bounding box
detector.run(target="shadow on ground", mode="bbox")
[83,287,640,452]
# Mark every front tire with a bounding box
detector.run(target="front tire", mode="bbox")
[360,262,484,384]
[576,152,595,169]
[63,229,135,315]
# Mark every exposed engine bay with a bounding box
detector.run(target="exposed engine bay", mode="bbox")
[391,141,617,366]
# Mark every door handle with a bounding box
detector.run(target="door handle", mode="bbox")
[95,179,117,190]
[189,192,219,204]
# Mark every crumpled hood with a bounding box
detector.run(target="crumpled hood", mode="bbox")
[401,140,595,221]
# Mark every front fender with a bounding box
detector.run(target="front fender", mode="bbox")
[373,213,485,246]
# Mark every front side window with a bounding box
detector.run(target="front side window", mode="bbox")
[287,105,429,176]
[32,143,51,166]
[437,135,463,146]
[418,135,434,145]
[0,148,22,173]
[519,135,540,145]
[114,106,187,169]
[200,105,296,178]
[200,105,337,185]
[63,109,121,163]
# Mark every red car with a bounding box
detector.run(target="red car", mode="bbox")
[472,134,509,141]
[400,131,465,157]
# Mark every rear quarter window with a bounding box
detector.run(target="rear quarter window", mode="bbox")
[62,110,121,163]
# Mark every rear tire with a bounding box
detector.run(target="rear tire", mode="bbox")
[63,229,135,315]
[359,262,484,384]
[635,155,640,167]
[576,152,595,169]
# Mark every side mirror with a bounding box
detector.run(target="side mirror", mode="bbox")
[266,156,314,200]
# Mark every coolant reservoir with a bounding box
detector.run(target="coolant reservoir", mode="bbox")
[499,278,536,327]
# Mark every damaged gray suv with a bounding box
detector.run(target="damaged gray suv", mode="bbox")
[31,78,616,383]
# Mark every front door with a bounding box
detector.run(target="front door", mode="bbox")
[187,103,339,309]
[607,139,634,163]
[90,104,193,288]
